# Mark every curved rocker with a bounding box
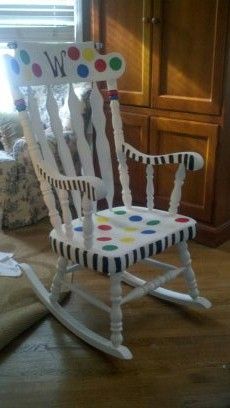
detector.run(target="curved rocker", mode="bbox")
[20,263,133,360]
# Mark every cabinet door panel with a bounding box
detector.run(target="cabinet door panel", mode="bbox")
[152,0,228,114]
[92,0,152,106]
[122,112,149,205]
[150,117,218,221]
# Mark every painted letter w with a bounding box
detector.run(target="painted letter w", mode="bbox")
[44,50,67,77]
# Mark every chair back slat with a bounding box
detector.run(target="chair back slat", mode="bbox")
[107,79,132,208]
[27,87,74,235]
[12,87,62,233]
[90,82,114,209]
[46,85,82,218]
[68,83,95,178]
[27,88,58,167]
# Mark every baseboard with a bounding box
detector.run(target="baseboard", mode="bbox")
[195,220,230,247]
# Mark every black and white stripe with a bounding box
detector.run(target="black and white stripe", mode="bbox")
[50,224,196,275]
[122,143,203,171]
[37,164,96,201]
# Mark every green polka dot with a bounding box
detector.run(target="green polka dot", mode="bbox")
[20,49,30,65]
[146,220,160,226]
[109,57,122,71]
[102,244,118,251]
[114,210,126,215]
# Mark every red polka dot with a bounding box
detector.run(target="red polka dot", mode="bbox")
[32,63,42,77]
[97,224,112,231]
[97,237,112,241]
[175,217,190,223]
[68,46,80,60]
[95,59,107,72]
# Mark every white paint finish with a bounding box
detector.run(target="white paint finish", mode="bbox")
[4,42,211,359]
[90,82,114,209]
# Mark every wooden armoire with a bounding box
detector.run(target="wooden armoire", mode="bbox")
[86,0,230,246]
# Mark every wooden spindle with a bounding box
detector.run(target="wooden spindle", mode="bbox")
[146,164,154,211]
[169,163,186,216]
[110,273,123,348]
[82,194,94,250]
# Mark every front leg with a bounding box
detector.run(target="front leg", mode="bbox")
[110,272,123,348]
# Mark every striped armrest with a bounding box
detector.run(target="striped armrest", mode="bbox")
[122,143,204,171]
[37,162,107,201]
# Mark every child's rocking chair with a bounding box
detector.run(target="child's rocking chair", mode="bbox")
[4,41,211,359]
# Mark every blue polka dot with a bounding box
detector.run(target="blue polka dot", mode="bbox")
[77,64,89,78]
[129,215,143,222]
[74,226,83,232]
[10,58,20,74]
[141,229,156,234]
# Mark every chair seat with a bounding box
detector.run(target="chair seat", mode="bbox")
[50,206,196,274]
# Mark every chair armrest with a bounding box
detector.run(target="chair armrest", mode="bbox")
[36,161,107,201]
[122,142,204,171]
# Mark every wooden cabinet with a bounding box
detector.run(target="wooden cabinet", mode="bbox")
[90,0,230,246]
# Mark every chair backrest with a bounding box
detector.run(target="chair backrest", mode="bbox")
[4,41,131,240]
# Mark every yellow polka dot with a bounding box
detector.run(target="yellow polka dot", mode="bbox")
[122,226,139,232]
[120,237,135,244]
[96,216,110,223]
[82,48,95,61]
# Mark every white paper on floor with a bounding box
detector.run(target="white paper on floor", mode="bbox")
[0,251,22,277]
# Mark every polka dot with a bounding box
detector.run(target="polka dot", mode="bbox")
[146,220,160,226]
[10,58,20,74]
[114,210,126,215]
[129,215,143,222]
[95,59,107,72]
[96,216,110,223]
[20,50,30,65]
[122,226,139,232]
[102,245,118,251]
[97,237,112,242]
[32,63,42,77]
[109,57,122,71]
[120,237,135,244]
[98,224,112,231]
[77,64,89,78]
[175,217,190,223]
[68,46,80,60]
[141,229,156,234]
[74,226,83,232]
[82,48,95,61]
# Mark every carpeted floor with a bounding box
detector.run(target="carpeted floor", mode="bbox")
[0,218,57,350]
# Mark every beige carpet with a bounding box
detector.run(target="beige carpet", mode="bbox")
[0,218,58,351]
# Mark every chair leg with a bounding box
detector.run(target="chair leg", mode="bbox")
[110,272,123,348]
[50,256,68,301]
[177,241,199,299]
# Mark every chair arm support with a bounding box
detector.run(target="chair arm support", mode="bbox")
[36,161,107,201]
[122,142,204,171]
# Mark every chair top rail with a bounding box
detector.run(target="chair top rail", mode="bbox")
[4,41,125,87]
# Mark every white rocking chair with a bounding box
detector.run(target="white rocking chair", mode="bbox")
[4,41,211,359]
